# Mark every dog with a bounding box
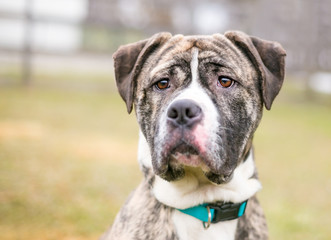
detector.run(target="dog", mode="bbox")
[102,31,286,240]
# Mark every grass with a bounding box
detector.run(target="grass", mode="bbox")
[0,81,330,239]
[255,86,331,240]
[0,88,141,239]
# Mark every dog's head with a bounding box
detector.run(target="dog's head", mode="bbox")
[113,31,285,184]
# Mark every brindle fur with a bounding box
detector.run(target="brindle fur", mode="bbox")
[103,31,286,239]
[101,168,178,240]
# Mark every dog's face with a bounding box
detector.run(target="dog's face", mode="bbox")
[113,31,285,184]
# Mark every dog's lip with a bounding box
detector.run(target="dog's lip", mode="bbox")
[168,142,207,167]
[170,143,199,156]
[170,152,209,169]
[158,158,233,184]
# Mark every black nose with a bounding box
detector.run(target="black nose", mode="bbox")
[167,99,202,127]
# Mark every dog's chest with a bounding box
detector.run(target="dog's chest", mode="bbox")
[172,210,237,240]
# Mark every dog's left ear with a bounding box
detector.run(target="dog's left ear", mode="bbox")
[225,31,286,110]
[113,32,172,113]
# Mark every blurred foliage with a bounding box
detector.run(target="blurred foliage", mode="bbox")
[0,65,115,91]
[0,80,330,239]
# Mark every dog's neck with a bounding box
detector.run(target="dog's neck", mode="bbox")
[138,131,262,210]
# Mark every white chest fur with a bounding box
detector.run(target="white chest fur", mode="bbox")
[172,210,238,240]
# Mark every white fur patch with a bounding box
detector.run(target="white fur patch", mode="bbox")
[137,130,152,169]
[190,48,199,83]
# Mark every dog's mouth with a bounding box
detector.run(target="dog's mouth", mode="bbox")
[168,143,210,171]
[155,141,234,184]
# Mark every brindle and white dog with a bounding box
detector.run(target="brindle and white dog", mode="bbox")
[102,31,286,240]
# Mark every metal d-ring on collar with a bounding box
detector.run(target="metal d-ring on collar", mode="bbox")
[202,206,212,229]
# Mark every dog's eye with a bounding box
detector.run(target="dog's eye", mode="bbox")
[154,79,170,90]
[218,76,234,88]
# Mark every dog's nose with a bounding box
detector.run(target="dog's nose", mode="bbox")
[167,99,202,127]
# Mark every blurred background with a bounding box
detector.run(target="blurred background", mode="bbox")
[0,0,330,239]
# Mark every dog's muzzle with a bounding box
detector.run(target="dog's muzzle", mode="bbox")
[155,99,210,180]
[153,99,236,184]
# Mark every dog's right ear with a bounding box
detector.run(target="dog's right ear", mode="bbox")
[113,32,172,113]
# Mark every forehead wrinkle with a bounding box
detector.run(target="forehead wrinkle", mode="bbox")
[149,50,192,77]
[198,48,251,84]
[150,60,178,77]
[199,51,234,68]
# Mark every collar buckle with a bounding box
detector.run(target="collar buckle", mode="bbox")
[209,200,248,223]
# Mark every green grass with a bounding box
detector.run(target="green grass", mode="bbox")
[0,88,141,239]
[0,81,330,239]
[255,85,331,240]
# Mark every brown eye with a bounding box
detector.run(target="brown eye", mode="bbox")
[218,76,234,88]
[155,79,170,90]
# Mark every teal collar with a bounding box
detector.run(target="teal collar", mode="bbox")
[178,200,248,228]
